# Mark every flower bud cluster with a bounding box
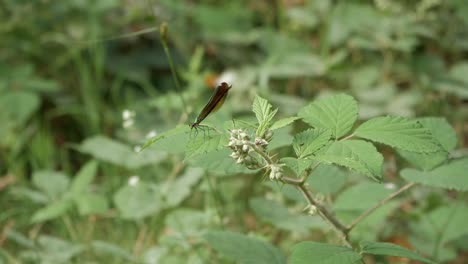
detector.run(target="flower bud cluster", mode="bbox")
[268,163,284,180]
[228,129,256,168]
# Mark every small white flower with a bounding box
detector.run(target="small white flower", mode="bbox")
[384,183,396,190]
[133,145,142,153]
[146,130,157,139]
[122,109,135,120]
[128,175,140,186]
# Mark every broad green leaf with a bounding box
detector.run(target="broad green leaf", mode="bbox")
[31,199,73,223]
[313,141,381,180]
[141,125,189,152]
[253,95,278,138]
[190,149,256,176]
[293,128,332,158]
[409,203,468,262]
[74,193,109,215]
[281,157,315,177]
[36,235,84,263]
[418,117,457,151]
[341,140,383,178]
[70,160,98,195]
[398,117,456,170]
[204,231,286,264]
[113,182,163,219]
[270,116,300,130]
[185,133,228,159]
[298,94,358,138]
[290,242,361,264]
[401,157,468,191]
[160,167,203,207]
[269,126,294,150]
[0,91,40,126]
[354,116,440,153]
[360,241,436,264]
[80,136,166,169]
[250,198,326,232]
[308,164,348,195]
[165,209,212,236]
[32,171,70,199]
[334,182,393,211]
[91,241,135,261]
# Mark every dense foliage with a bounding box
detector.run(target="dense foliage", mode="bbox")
[1,0,467,263]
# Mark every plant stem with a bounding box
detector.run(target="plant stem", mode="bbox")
[249,143,351,246]
[345,182,416,233]
[296,183,351,247]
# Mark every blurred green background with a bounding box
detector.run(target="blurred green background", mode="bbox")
[1,0,467,263]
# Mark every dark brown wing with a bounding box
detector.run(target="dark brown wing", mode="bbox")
[194,82,231,124]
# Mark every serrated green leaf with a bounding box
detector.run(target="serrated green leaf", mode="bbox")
[70,160,98,195]
[360,241,436,264]
[401,157,468,191]
[31,199,73,223]
[397,117,456,170]
[355,116,440,153]
[313,141,381,181]
[253,95,278,138]
[204,231,286,264]
[185,133,228,159]
[342,140,383,178]
[418,117,457,151]
[290,242,361,264]
[298,94,358,138]
[293,128,332,158]
[270,116,300,130]
[281,157,315,177]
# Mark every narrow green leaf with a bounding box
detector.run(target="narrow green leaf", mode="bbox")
[354,116,440,153]
[298,94,358,138]
[31,199,73,223]
[293,128,332,158]
[70,160,98,195]
[91,241,135,261]
[290,242,361,264]
[253,95,278,138]
[204,231,286,264]
[270,116,300,130]
[360,241,436,264]
[401,157,468,191]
